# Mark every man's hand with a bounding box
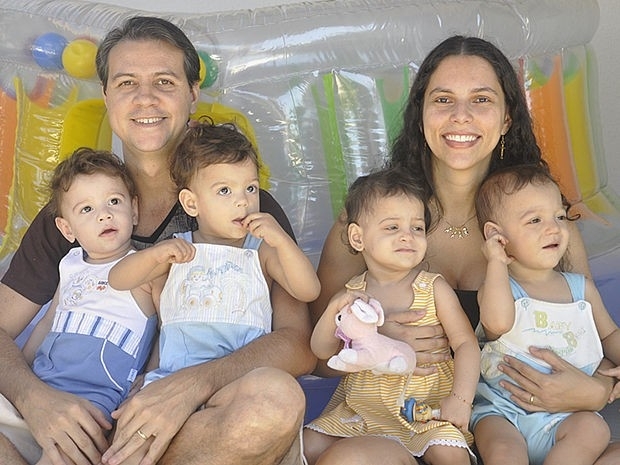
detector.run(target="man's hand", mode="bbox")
[102,370,202,465]
[22,385,111,465]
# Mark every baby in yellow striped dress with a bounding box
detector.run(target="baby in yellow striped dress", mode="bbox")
[304,168,480,465]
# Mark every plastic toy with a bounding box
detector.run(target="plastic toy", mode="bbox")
[400,397,441,423]
[62,39,98,79]
[31,32,67,70]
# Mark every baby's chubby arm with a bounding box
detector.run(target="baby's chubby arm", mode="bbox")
[244,212,320,302]
[435,277,480,431]
[479,231,516,339]
[311,290,369,361]
[109,238,196,290]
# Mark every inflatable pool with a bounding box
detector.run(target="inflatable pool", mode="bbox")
[1,0,618,322]
[0,0,618,438]
[0,0,617,300]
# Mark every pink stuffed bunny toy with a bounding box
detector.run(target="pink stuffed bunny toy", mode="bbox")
[328,298,417,375]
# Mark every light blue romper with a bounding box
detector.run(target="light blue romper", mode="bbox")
[470,273,603,465]
[145,232,271,384]
[32,248,158,422]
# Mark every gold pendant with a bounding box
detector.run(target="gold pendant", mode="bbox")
[444,225,470,239]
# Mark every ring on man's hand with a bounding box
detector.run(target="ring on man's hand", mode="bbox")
[137,429,148,441]
[529,394,535,404]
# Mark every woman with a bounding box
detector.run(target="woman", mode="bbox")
[311,35,618,464]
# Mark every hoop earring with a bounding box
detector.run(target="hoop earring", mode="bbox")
[499,134,505,160]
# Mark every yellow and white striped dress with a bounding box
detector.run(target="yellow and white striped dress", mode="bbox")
[306,270,474,457]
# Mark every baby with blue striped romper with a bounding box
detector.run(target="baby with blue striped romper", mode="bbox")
[25,148,158,465]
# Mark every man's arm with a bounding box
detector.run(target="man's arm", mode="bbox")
[0,284,44,392]
[0,284,112,465]
[21,294,58,365]
[1,205,72,306]
[0,203,112,465]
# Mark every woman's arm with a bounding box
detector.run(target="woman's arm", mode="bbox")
[585,277,620,366]
[585,277,620,404]
[567,220,592,278]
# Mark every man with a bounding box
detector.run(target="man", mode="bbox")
[0,16,315,465]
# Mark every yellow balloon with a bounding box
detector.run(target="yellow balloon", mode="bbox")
[62,39,98,79]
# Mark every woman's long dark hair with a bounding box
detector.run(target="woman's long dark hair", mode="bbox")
[389,36,548,205]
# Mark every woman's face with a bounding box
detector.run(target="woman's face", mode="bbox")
[422,55,511,172]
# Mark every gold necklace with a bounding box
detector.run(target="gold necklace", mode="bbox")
[443,214,476,239]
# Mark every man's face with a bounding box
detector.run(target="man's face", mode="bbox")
[103,39,199,160]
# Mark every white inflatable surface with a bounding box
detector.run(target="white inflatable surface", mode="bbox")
[0,0,618,321]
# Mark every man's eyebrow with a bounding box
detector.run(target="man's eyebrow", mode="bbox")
[109,70,182,80]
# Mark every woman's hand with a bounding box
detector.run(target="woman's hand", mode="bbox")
[379,310,449,372]
[597,366,620,403]
[498,347,611,412]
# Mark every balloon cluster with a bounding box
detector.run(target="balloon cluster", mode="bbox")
[31,32,217,87]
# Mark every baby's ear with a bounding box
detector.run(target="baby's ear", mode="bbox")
[55,217,76,243]
[179,188,199,217]
[347,223,364,252]
[483,221,502,240]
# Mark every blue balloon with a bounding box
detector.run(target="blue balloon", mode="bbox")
[32,32,68,70]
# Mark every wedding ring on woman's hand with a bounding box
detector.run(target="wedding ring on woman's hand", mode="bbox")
[137,429,148,441]
[529,394,535,405]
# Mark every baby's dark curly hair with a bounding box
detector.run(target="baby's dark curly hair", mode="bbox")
[170,117,260,192]
[48,147,135,217]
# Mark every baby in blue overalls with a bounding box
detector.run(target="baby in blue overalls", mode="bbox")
[109,119,320,388]
[470,164,620,465]
[21,148,158,465]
